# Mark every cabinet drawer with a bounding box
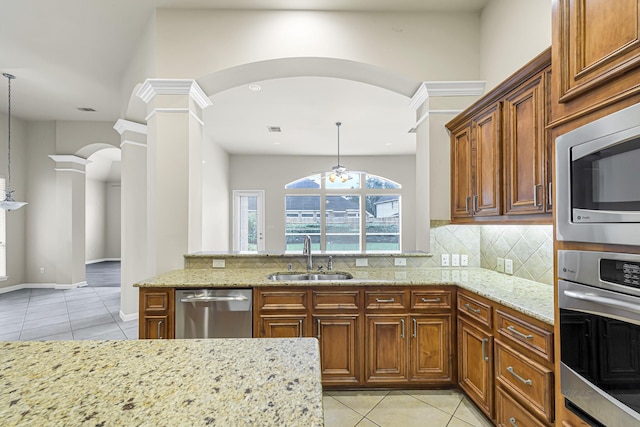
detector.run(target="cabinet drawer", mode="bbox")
[495,341,554,423]
[458,292,493,329]
[411,289,453,311]
[365,290,408,311]
[496,386,547,427]
[141,289,171,313]
[497,310,553,363]
[258,290,307,311]
[312,290,360,310]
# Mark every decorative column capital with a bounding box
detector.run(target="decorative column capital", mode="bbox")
[49,155,91,174]
[113,119,147,136]
[136,79,212,109]
[409,81,486,110]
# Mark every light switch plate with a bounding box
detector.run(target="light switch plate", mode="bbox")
[356,258,369,267]
[460,254,468,266]
[496,258,505,273]
[394,258,407,267]
[505,258,514,275]
[451,254,460,267]
[441,254,450,267]
[212,259,226,268]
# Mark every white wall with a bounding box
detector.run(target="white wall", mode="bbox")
[480,0,552,92]
[202,134,230,251]
[230,155,416,252]
[86,178,106,262]
[106,183,121,259]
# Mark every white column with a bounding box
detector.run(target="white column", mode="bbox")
[113,119,147,321]
[49,155,91,289]
[136,79,212,275]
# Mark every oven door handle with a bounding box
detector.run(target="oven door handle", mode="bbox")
[563,290,640,315]
[180,296,249,303]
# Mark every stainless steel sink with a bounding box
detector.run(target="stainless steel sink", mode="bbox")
[267,272,353,281]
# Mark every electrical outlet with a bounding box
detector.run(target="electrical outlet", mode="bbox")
[496,258,505,273]
[40,267,45,275]
[460,254,468,266]
[452,270,460,281]
[212,259,226,268]
[441,254,450,267]
[505,258,514,275]
[394,258,407,267]
[451,254,460,267]
[356,258,369,267]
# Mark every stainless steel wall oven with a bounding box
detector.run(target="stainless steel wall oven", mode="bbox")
[558,250,640,426]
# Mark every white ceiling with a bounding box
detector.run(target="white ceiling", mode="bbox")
[0,0,488,156]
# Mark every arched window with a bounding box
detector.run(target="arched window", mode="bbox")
[285,173,401,253]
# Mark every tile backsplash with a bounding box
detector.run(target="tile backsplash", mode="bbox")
[430,223,553,285]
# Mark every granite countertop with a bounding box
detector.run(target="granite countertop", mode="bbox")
[136,267,554,325]
[0,338,323,427]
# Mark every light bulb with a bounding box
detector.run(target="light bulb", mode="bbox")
[329,173,336,183]
[341,174,348,183]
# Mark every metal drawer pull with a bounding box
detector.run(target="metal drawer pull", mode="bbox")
[533,184,542,207]
[473,195,478,213]
[317,319,321,339]
[400,319,405,339]
[299,319,303,338]
[465,196,470,213]
[548,182,552,208]
[412,318,417,338]
[509,417,518,427]
[506,366,532,385]
[375,297,395,303]
[465,303,481,314]
[157,320,163,339]
[507,325,534,340]
[421,297,442,303]
[481,338,489,362]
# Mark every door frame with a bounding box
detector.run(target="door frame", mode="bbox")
[232,190,265,252]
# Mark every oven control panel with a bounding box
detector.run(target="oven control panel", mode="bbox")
[601,260,640,288]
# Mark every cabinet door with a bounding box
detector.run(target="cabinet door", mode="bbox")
[139,288,174,339]
[504,73,545,215]
[260,315,307,338]
[458,318,494,418]
[473,103,502,217]
[142,315,171,340]
[409,314,453,384]
[314,315,361,385]
[544,67,553,214]
[366,315,408,383]
[451,124,473,219]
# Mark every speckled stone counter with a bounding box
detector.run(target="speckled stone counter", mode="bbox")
[0,338,323,427]
[136,267,554,325]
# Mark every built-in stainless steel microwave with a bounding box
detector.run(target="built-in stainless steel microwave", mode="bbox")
[556,102,640,246]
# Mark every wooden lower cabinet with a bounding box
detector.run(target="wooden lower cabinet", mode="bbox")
[366,315,408,383]
[458,317,494,418]
[139,287,174,339]
[409,314,453,383]
[259,315,307,338]
[313,315,361,385]
[496,386,547,427]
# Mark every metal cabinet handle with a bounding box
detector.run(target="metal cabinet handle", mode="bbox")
[422,297,442,303]
[400,319,405,339]
[473,195,478,213]
[299,319,303,338]
[506,366,532,385]
[481,338,489,362]
[465,196,470,213]
[509,417,518,427]
[548,182,552,208]
[317,319,321,339]
[507,325,534,340]
[157,320,163,339]
[412,318,417,338]
[465,303,481,314]
[533,184,542,207]
[180,295,248,303]
[376,298,395,303]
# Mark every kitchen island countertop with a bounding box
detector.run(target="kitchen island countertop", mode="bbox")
[0,338,323,427]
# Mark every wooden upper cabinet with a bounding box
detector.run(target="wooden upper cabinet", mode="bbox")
[451,123,474,219]
[503,72,546,215]
[552,0,640,123]
[473,103,502,217]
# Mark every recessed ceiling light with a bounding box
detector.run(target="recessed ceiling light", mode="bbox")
[248,84,262,92]
[392,27,404,33]
[385,142,392,146]
[267,126,281,133]
[77,107,96,112]
[273,142,281,145]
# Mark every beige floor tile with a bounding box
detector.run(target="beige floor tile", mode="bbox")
[366,392,452,427]
[355,418,382,427]
[446,417,476,427]
[403,389,465,415]
[325,390,389,416]
[453,398,493,427]
[323,395,366,427]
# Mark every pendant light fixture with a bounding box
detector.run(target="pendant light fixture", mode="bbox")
[0,73,27,211]
[328,122,351,183]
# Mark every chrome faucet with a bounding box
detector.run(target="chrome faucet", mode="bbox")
[303,235,313,270]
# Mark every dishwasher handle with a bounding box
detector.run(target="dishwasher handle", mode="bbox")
[180,295,249,303]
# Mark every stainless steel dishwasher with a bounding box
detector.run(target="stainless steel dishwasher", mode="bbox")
[175,289,253,338]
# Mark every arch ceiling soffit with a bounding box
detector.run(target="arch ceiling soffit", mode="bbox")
[75,142,122,160]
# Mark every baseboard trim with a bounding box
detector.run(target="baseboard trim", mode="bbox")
[55,281,88,290]
[119,311,139,323]
[0,282,89,294]
[86,258,121,265]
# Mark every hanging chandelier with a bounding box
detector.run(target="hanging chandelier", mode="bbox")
[0,73,27,211]
[328,122,352,183]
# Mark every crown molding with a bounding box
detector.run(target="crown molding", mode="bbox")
[120,140,147,149]
[136,79,213,109]
[144,108,205,126]
[409,81,485,110]
[113,119,147,136]
[48,155,91,165]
